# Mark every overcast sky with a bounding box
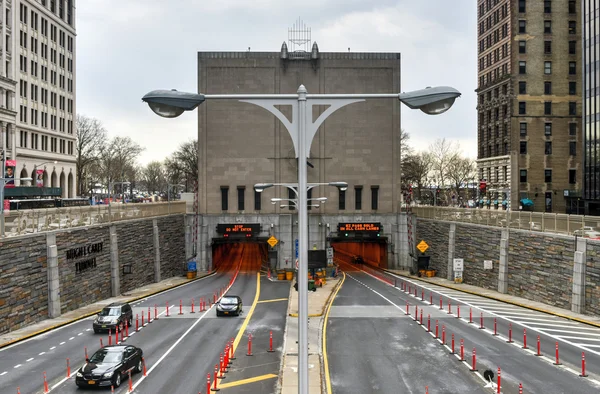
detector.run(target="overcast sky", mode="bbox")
[77,0,476,165]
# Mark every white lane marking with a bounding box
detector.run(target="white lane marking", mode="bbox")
[0,371,6,376]
[0,271,218,353]
[388,274,600,357]
[556,336,600,342]
[13,364,21,368]
[514,320,584,327]
[77,333,82,336]
[69,337,74,340]
[50,346,56,350]
[539,329,600,336]
[59,342,65,345]
[574,344,600,348]
[26,358,34,362]
[495,315,576,322]
[39,352,45,355]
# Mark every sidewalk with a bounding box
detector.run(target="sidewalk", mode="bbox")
[388,269,600,327]
[279,275,342,394]
[0,272,213,349]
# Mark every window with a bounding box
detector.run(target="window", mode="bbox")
[569,102,576,115]
[519,61,527,74]
[544,41,552,54]
[519,41,526,53]
[544,21,552,34]
[569,82,576,95]
[570,141,577,156]
[568,62,577,75]
[544,61,552,74]
[519,0,526,12]
[236,187,245,211]
[519,81,527,94]
[355,186,362,210]
[544,0,551,13]
[504,143,509,155]
[371,186,379,210]
[568,1,577,14]
[569,41,576,54]
[569,123,577,135]
[519,20,526,33]
[519,102,526,114]
[307,188,313,211]
[338,189,346,210]
[544,81,552,95]
[545,123,552,136]
[520,122,527,136]
[254,190,261,211]
[544,170,552,183]
[288,189,295,211]
[569,21,576,34]
[220,187,229,211]
[544,102,552,115]
[520,170,528,183]
[569,169,576,184]
[545,141,552,154]
[520,141,527,154]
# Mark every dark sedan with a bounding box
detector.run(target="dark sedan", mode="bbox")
[216,295,243,317]
[75,345,143,388]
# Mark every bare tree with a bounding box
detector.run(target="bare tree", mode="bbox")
[96,136,144,195]
[403,152,433,201]
[428,138,460,203]
[142,161,166,195]
[164,140,198,192]
[75,115,107,196]
[446,156,476,205]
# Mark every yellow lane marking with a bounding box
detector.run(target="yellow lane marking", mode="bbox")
[218,373,278,389]
[322,272,346,394]
[257,298,288,304]
[231,272,261,354]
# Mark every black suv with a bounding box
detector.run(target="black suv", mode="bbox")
[93,302,133,333]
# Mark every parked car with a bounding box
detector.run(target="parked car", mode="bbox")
[573,227,597,236]
[216,295,243,317]
[93,302,133,333]
[75,345,143,388]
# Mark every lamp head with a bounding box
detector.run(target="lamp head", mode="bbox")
[328,182,348,191]
[142,89,206,118]
[398,86,461,115]
[254,183,273,193]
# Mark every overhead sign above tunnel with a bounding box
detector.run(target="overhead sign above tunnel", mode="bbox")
[216,223,261,237]
[338,222,382,232]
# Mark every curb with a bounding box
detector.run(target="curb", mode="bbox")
[384,269,600,329]
[0,270,216,350]
[288,276,343,318]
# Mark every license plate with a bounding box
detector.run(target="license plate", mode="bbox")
[88,381,96,385]
[102,325,106,328]
[224,312,229,315]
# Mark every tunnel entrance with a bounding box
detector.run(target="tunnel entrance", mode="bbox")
[211,238,269,272]
[329,222,388,268]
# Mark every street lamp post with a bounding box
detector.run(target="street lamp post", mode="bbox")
[0,148,33,237]
[142,84,460,394]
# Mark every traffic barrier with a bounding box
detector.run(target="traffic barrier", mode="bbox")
[535,335,542,356]
[141,311,145,327]
[506,323,513,343]
[425,385,428,394]
[128,370,132,392]
[109,329,112,346]
[442,325,446,345]
[43,371,49,393]
[115,325,118,344]
[191,298,195,314]
[493,318,498,336]
[414,287,417,297]
[580,352,588,377]
[125,321,129,338]
[179,299,183,315]
[142,357,147,376]
[223,348,230,372]
[457,305,460,319]
[469,308,473,324]
[17,387,20,394]
[448,301,452,314]
[268,331,275,352]
[439,296,443,310]
[406,302,409,315]
[166,301,170,317]
[522,328,528,349]
[229,338,235,360]
[211,365,219,392]
[429,292,433,305]
[497,368,501,394]
[471,348,477,371]
[519,383,523,394]
[459,339,464,361]
[154,304,158,320]
[415,305,418,321]
[427,315,431,332]
[409,284,411,294]
[247,334,253,356]
[213,293,217,305]
[85,346,88,359]
[554,342,561,365]
[421,289,424,301]
[419,309,423,325]
[111,385,114,393]
[121,326,124,343]
[207,374,211,394]
[479,312,485,329]
[219,354,225,378]
[100,338,104,348]
[147,307,151,323]
[435,320,438,338]
[451,334,455,354]
[67,358,71,378]
[136,314,139,332]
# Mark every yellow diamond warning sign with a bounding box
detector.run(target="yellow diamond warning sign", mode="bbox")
[416,240,429,254]
[267,236,278,248]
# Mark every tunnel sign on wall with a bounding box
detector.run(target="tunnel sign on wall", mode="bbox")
[453,258,464,271]
[416,240,429,253]
[267,236,278,248]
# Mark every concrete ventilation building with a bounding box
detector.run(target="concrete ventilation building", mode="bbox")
[583,0,600,215]
[195,21,409,271]
[1,0,76,197]
[476,0,582,213]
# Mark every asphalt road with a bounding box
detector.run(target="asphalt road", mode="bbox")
[333,266,600,393]
[0,243,265,394]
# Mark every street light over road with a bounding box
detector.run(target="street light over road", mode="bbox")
[142,84,460,394]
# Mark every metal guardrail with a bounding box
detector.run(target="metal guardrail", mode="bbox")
[412,206,596,236]
[1,201,186,238]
